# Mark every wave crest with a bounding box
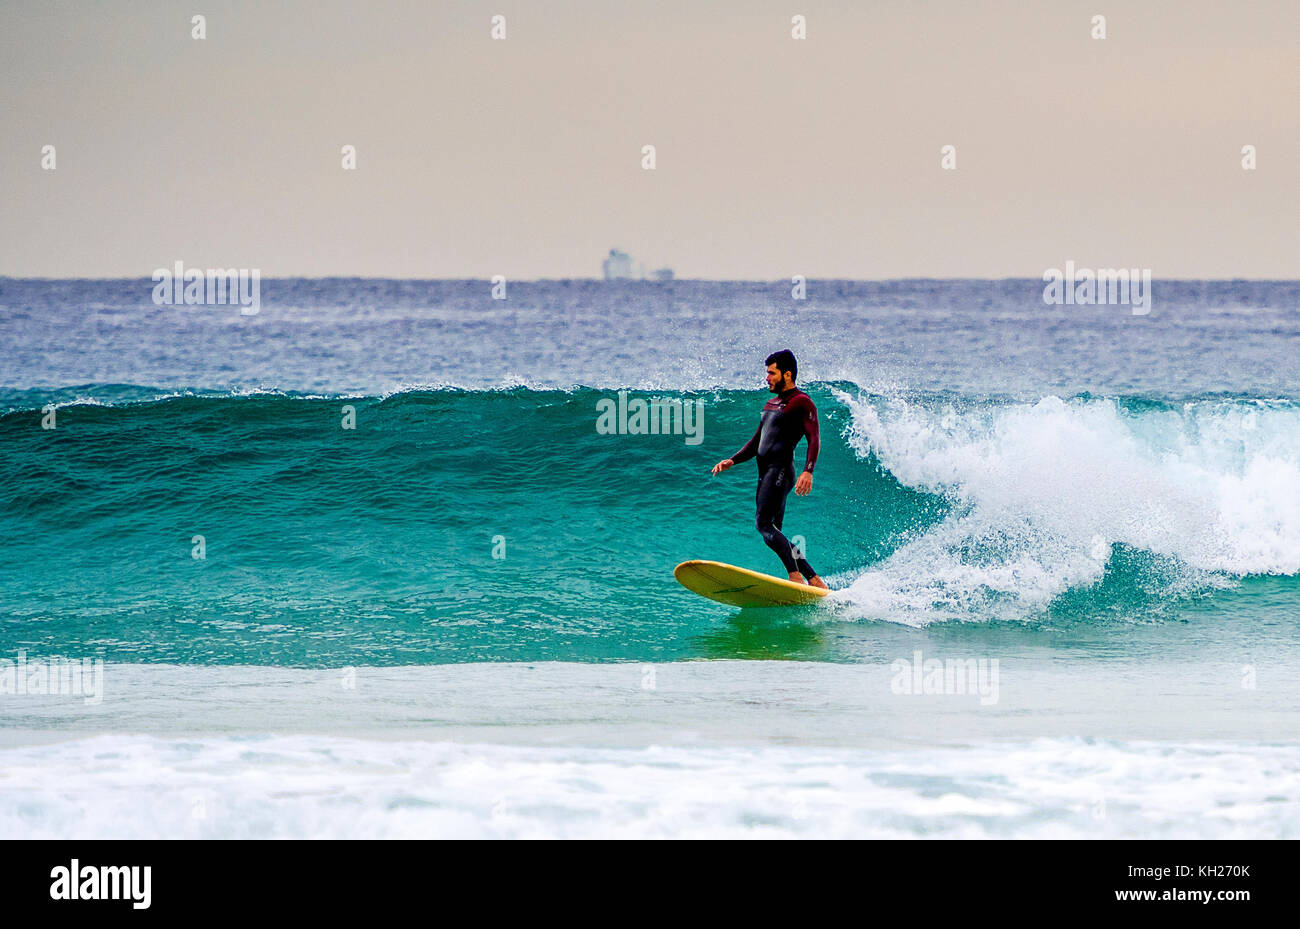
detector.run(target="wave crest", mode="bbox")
[831,391,1300,624]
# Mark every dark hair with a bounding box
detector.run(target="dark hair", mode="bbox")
[765,349,797,382]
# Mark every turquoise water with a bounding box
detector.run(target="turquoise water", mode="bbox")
[0,386,916,663]
[1,384,1297,665]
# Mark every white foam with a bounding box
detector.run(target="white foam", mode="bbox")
[2,734,1296,839]
[831,392,1300,624]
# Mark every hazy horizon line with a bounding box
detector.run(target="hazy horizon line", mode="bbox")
[4,275,1298,284]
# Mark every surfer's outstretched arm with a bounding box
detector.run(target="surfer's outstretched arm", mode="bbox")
[713,424,760,474]
[730,425,760,465]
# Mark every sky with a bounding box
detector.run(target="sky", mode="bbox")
[1,0,1296,279]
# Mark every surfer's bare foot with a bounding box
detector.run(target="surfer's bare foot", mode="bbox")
[806,575,829,589]
[788,571,807,585]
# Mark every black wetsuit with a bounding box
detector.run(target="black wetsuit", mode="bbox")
[729,387,820,577]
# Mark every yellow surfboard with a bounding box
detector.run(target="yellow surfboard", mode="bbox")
[673,560,831,608]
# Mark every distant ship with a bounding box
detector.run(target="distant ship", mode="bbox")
[603,248,673,282]
[603,248,634,280]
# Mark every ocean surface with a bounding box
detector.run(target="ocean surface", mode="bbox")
[1,277,1298,837]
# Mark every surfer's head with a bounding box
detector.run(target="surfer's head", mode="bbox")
[765,350,797,392]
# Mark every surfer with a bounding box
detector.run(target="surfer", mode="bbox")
[711,350,828,588]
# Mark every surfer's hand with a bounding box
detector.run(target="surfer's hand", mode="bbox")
[795,470,813,495]
[711,459,734,475]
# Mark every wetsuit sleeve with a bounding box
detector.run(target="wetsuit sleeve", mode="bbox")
[730,424,761,464]
[797,395,819,473]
